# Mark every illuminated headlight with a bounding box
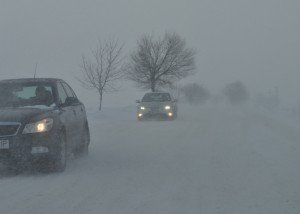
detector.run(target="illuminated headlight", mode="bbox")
[138,113,143,117]
[140,106,145,110]
[165,105,171,110]
[23,118,53,134]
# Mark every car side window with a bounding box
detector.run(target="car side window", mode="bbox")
[57,83,68,104]
[62,83,76,98]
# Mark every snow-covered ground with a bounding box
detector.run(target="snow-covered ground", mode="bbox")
[0,104,299,214]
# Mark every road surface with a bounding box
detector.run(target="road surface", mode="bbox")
[0,104,299,214]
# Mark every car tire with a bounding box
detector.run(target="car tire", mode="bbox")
[75,126,90,157]
[2,162,21,175]
[174,111,178,119]
[52,131,67,172]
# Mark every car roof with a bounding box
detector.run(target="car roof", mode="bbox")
[144,92,170,95]
[0,78,63,84]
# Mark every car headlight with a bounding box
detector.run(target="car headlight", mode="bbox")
[23,118,54,134]
[165,105,171,110]
[140,106,145,110]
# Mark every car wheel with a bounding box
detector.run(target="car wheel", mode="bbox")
[76,126,89,157]
[174,111,178,119]
[1,162,21,175]
[53,131,67,172]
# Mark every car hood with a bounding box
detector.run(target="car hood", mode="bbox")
[0,107,53,123]
[139,101,172,108]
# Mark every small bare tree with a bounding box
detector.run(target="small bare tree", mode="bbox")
[223,81,249,104]
[126,32,196,92]
[182,83,210,105]
[79,40,124,110]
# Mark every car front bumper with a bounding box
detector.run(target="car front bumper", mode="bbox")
[0,131,60,164]
[137,110,174,120]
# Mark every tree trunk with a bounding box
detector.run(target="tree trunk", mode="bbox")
[99,92,103,111]
[151,81,156,92]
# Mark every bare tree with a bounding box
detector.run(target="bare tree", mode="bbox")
[79,40,124,110]
[126,32,196,92]
[223,81,249,104]
[182,83,210,105]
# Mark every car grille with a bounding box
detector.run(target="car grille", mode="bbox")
[150,107,159,112]
[0,123,20,137]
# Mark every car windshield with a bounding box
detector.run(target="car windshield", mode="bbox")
[0,82,55,108]
[142,93,171,102]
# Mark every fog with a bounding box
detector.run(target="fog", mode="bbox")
[1,1,300,213]
[1,0,299,107]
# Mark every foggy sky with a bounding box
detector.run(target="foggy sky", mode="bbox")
[1,0,299,107]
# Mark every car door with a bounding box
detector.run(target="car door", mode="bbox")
[56,82,78,150]
[61,82,85,145]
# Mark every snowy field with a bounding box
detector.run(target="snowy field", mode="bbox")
[0,104,299,214]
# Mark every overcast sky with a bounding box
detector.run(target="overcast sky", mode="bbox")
[1,0,299,107]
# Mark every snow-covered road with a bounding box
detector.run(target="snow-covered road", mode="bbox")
[0,104,299,214]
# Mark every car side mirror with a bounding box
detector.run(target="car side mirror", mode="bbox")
[136,100,141,103]
[173,99,178,103]
[65,97,79,106]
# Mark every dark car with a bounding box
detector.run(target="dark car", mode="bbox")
[136,92,178,121]
[0,78,90,172]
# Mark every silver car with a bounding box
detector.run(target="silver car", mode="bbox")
[136,92,178,120]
